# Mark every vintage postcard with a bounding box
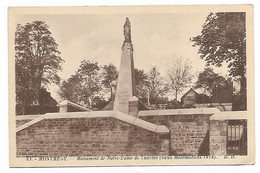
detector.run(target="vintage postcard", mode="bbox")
[9,5,254,167]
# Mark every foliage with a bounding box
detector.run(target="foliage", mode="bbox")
[191,12,247,109]
[191,12,246,109]
[134,68,149,102]
[15,21,64,111]
[167,58,193,100]
[147,66,168,104]
[195,67,233,96]
[191,12,246,77]
[92,96,109,110]
[59,74,82,104]
[59,60,101,107]
[100,64,118,100]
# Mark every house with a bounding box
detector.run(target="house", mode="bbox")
[181,88,198,108]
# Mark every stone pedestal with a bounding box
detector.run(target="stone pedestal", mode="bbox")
[128,96,138,116]
[59,104,68,113]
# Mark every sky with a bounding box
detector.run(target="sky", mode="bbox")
[15,13,230,101]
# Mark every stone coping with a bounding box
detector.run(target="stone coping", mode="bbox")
[138,108,221,117]
[16,115,45,133]
[210,111,247,120]
[59,100,92,111]
[16,111,169,134]
[114,111,169,134]
[16,111,113,133]
[16,109,245,133]
[16,114,42,120]
[194,103,232,106]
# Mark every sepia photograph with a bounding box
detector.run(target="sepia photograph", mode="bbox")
[8,5,254,167]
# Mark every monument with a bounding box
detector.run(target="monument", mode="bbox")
[113,18,138,115]
[14,15,249,161]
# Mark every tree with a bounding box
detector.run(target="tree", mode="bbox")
[15,21,64,113]
[59,60,101,107]
[59,74,82,104]
[92,96,109,110]
[134,68,149,102]
[147,66,167,104]
[195,67,232,96]
[167,58,193,100]
[191,12,246,108]
[100,64,118,100]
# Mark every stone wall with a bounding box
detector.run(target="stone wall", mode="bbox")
[16,109,246,157]
[16,117,169,157]
[209,120,227,155]
[139,114,210,156]
[16,115,41,127]
[16,119,31,127]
